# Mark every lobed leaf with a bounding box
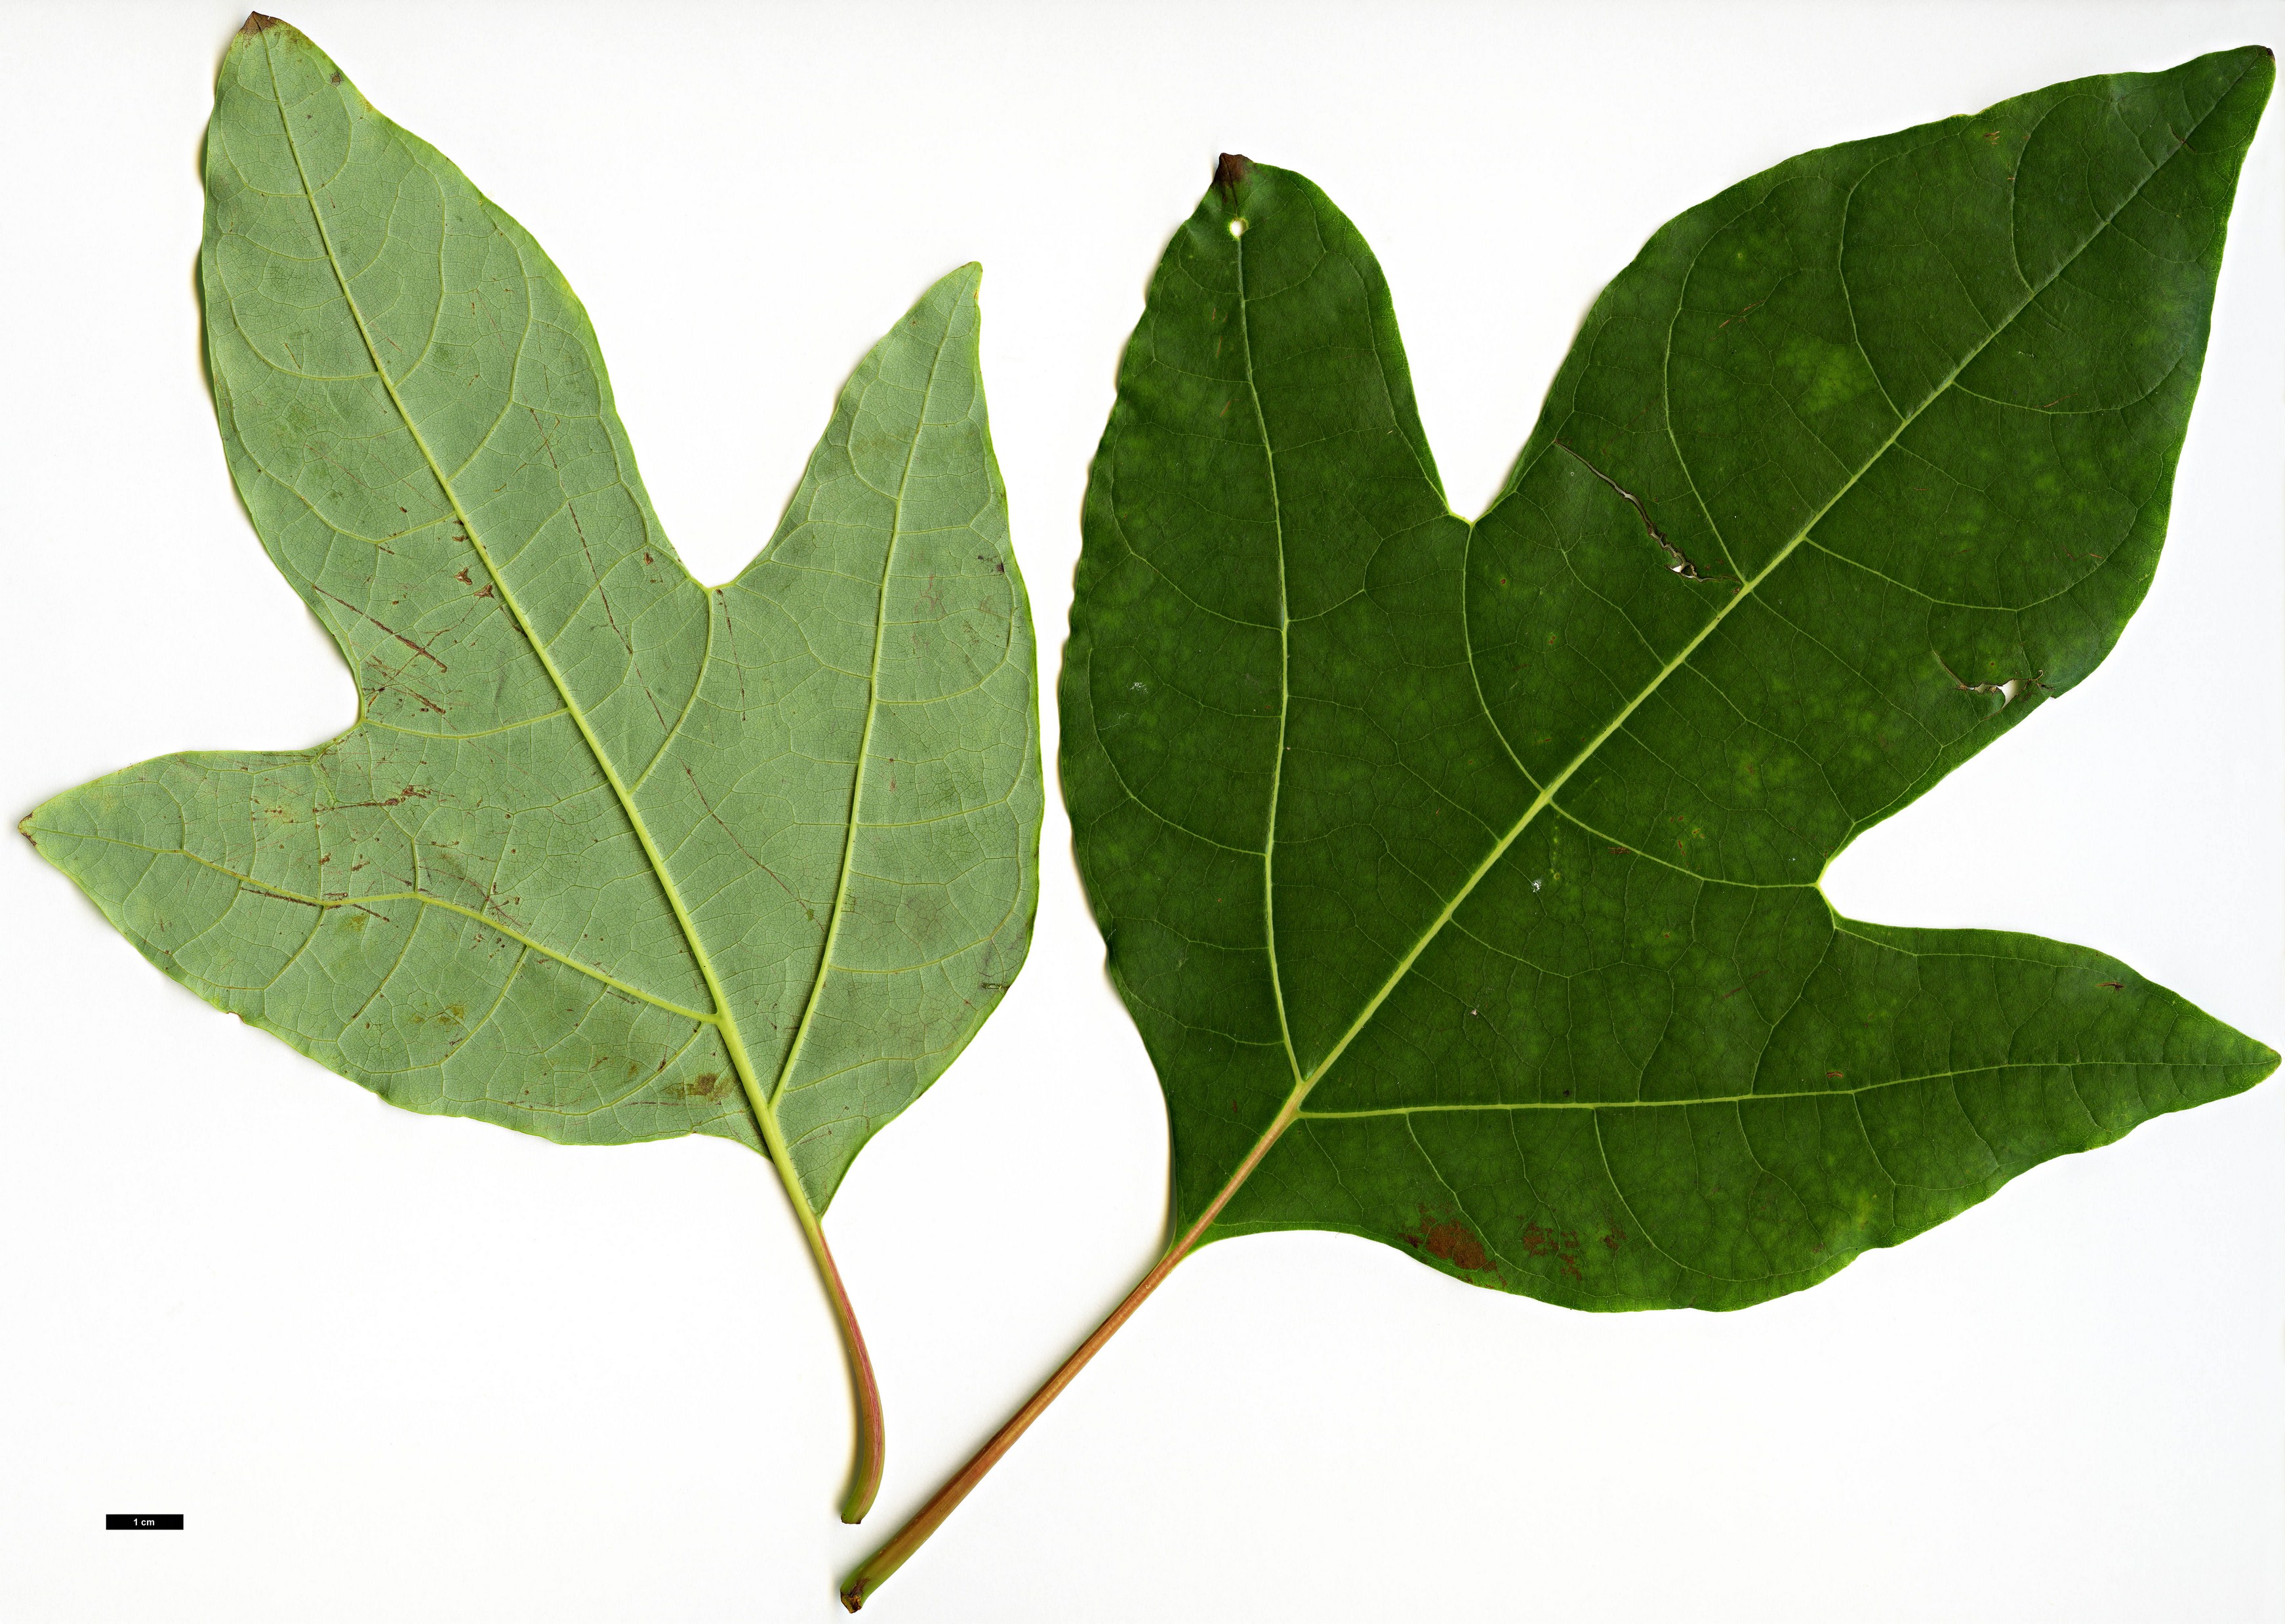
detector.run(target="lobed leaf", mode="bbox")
[1064,50,2275,1310]
[24,16,1042,1219]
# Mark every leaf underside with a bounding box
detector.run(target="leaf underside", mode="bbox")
[25,17,1042,1215]
[1064,50,2276,1309]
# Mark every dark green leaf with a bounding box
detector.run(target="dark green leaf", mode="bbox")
[1064,51,2275,1310]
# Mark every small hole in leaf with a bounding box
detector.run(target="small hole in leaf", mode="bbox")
[1228,218,1247,238]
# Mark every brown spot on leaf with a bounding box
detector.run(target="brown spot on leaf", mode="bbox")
[1520,1221,1585,1282]
[1400,1206,1491,1272]
[675,1071,725,1100]
[1421,1222,1489,1271]
[1213,152,1253,201]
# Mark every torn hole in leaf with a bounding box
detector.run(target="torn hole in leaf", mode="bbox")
[1553,442,1711,580]
[1934,652,2025,704]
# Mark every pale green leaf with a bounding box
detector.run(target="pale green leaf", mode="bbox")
[25,17,1039,1273]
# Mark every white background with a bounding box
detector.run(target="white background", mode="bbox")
[2,3,2279,1620]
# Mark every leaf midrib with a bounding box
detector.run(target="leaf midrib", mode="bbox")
[260,35,790,1192]
[1219,77,2236,1212]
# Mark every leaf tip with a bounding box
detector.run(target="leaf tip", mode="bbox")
[1213,152,1253,203]
[238,10,285,35]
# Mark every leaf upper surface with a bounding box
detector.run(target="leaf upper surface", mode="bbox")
[1063,52,2276,1309]
[26,18,1042,1213]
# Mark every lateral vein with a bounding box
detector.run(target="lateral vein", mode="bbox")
[1294,1059,2215,1119]
[767,303,962,1112]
